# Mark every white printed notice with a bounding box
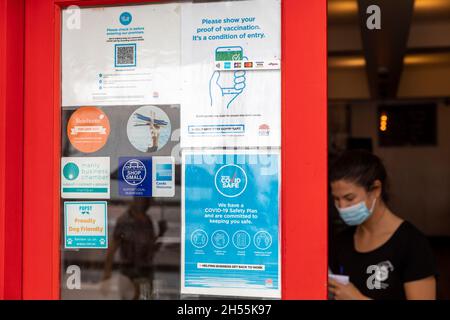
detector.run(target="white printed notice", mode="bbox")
[62,4,181,106]
[181,0,281,148]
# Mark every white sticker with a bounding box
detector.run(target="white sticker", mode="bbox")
[152,156,175,197]
[61,157,110,199]
[64,201,108,249]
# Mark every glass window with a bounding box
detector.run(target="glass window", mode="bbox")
[60,0,281,300]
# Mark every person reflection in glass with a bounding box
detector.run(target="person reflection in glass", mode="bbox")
[102,197,167,300]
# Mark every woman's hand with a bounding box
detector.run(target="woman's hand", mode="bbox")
[328,278,370,300]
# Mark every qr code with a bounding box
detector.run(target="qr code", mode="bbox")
[115,44,136,67]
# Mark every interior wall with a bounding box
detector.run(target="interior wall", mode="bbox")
[399,65,450,98]
[407,20,450,48]
[349,102,450,236]
[328,68,370,100]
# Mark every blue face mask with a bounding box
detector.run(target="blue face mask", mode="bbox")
[337,198,377,226]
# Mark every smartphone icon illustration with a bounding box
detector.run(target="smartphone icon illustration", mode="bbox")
[215,46,243,62]
[213,46,245,96]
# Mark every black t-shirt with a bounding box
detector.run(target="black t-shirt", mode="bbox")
[330,221,438,300]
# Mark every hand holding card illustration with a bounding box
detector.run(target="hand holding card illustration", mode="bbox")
[209,46,247,109]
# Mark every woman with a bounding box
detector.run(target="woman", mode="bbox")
[328,150,437,300]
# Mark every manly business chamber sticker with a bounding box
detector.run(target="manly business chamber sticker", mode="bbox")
[61,157,110,199]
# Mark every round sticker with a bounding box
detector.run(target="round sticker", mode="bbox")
[67,107,110,153]
[127,106,172,153]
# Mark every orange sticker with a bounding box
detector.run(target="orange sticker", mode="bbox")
[67,107,110,153]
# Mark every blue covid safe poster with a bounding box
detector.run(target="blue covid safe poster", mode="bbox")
[181,150,281,298]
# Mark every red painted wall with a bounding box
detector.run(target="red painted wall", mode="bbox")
[1,0,328,300]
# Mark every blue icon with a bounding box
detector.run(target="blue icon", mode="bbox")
[63,162,79,181]
[254,231,272,250]
[214,164,248,198]
[212,230,229,249]
[224,62,231,69]
[122,159,146,186]
[119,12,132,26]
[156,164,172,182]
[191,230,208,249]
[232,230,251,250]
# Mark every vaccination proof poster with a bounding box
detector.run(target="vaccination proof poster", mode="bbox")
[181,150,281,298]
[180,0,281,148]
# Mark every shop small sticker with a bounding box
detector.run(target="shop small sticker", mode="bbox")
[119,157,152,197]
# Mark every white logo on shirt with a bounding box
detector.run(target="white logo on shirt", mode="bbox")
[366,261,394,290]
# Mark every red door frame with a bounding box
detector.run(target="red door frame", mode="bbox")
[0,0,25,300]
[1,0,327,300]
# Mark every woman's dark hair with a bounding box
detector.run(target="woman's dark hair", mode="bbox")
[329,150,390,203]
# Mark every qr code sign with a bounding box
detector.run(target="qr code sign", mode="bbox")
[115,44,136,67]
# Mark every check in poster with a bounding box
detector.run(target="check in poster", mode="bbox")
[182,150,281,298]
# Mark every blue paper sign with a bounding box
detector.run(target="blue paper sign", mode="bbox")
[182,151,281,298]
